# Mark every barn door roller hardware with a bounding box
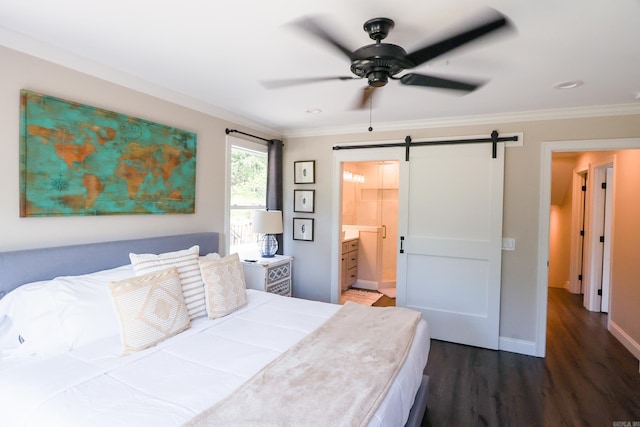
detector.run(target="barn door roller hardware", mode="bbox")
[333,130,518,160]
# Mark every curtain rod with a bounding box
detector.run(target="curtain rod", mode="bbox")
[225,128,272,143]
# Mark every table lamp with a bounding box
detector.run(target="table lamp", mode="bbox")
[252,210,283,257]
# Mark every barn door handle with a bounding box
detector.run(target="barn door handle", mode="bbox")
[400,236,405,254]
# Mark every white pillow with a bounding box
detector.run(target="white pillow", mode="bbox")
[199,253,248,319]
[130,246,206,320]
[53,264,135,349]
[0,280,67,359]
[0,264,135,359]
[109,267,191,355]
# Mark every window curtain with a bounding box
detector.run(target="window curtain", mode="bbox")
[267,139,283,254]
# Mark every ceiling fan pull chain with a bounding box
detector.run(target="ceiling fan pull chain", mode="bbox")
[368,95,373,132]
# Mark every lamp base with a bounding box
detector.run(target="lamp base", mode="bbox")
[259,234,278,257]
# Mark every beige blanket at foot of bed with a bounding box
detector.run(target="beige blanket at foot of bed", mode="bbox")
[184,301,421,427]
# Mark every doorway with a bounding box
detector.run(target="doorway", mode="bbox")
[537,138,640,357]
[340,160,399,303]
[331,138,505,350]
[549,152,614,313]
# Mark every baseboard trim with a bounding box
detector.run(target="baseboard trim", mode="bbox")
[499,336,538,356]
[353,279,378,291]
[609,320,640,361]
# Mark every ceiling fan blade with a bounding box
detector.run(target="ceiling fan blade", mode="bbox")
[261,76,361,89]
[352,86,378,110]
[406,9,512,67]
[293,17,359,61]
[400,73,484,92]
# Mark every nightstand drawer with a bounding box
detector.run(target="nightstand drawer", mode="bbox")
[267,279,291,296]
[267,262,291,284]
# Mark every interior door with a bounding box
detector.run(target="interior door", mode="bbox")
[600,167,613,313]
[579,172,587,294]
[396,142,505,349]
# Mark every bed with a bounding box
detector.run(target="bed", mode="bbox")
[0,232,430,427]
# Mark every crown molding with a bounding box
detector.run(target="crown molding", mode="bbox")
[282,103,640,139]
[0,26,281,138]
[5,26,640,142]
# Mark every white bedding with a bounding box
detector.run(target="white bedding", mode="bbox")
[0,290,430,427]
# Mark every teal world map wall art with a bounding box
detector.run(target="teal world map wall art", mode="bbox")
[19,90,197,217]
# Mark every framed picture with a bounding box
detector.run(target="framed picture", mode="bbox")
[19,90,196,217]
[294,160,315,184]
[293,189,315,213]
[293,218,314,241]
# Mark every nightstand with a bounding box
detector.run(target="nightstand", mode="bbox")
[241,255,293,297]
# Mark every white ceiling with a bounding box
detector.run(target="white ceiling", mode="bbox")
[2,0,640,136]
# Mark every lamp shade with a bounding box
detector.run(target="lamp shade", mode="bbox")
[252,210,283,234]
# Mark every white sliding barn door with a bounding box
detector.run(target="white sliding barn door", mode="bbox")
[396,142,505,349]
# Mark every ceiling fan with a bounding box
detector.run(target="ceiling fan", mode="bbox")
[263,9,513,109]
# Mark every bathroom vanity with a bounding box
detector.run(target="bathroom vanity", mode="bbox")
[341,237,359,292]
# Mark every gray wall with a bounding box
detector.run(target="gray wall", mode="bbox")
[3,44,639,357]
[283,118,640,351]
[0,45,273,252]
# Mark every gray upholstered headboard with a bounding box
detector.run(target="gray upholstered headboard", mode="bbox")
[0,232,219,299]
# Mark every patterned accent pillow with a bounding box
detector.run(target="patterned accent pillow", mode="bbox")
[199,253,248,319]
[108,267,190,355]
[129,246,206,320]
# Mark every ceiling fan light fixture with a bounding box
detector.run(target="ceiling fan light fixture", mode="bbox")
[368,71,389,87]
[553,80,584,90]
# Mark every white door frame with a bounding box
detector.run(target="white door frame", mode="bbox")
[537,138,640,357]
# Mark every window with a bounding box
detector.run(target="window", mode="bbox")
[228,138,267,256]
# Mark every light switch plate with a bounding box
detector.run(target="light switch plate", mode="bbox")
[502,237,516,251]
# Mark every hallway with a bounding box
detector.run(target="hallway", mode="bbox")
[421,288,640,426]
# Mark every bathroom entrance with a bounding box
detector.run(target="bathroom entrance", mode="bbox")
[340,160,399,305]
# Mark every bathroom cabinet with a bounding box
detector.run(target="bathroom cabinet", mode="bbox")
[341,238,359,291]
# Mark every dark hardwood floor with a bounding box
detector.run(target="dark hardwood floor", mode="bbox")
[420,288,640,426]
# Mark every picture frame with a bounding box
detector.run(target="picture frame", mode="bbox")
[19,90,196,217]
[293,217,314,241]
[293,189,315,213]
[294,160,315,184]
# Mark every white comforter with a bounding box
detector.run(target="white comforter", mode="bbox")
[0,290,430,427]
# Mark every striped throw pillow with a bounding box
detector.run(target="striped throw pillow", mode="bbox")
[199,253,248,319]
[129,245,205,320]
[108,267,190,355]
